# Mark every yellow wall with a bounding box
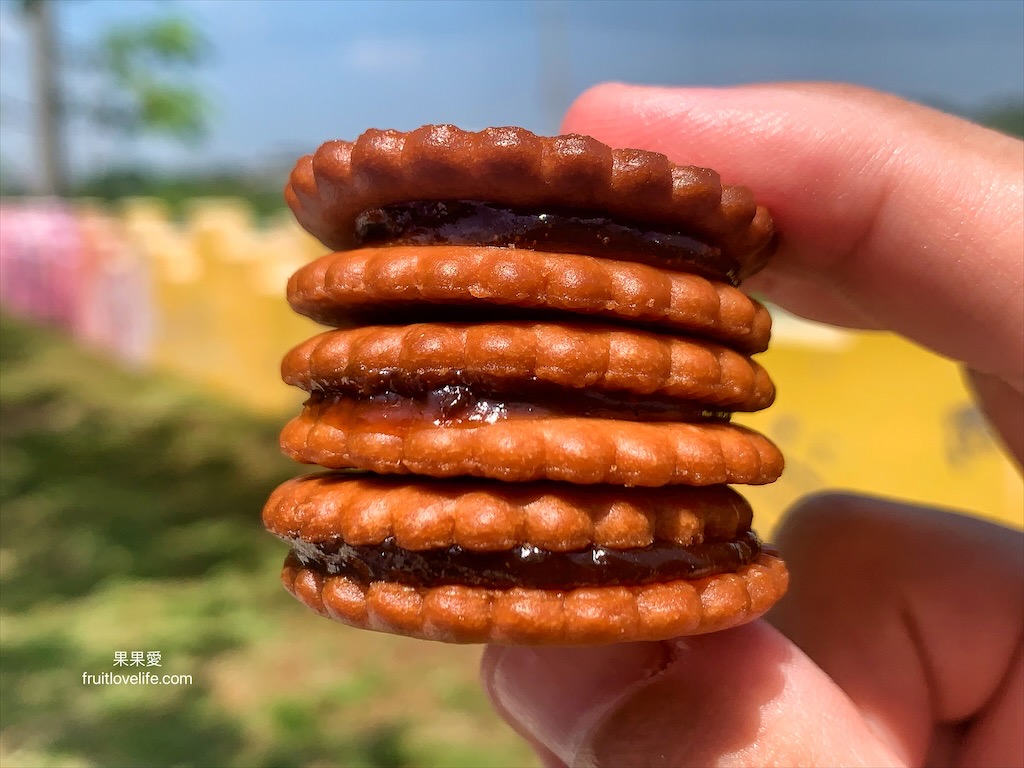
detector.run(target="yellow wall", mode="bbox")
[118,198,324,414]
[740,313,1022,533]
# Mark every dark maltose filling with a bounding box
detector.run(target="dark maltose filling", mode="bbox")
[354,200,740,285]
[289,530,763,589]
[306,384,733,428]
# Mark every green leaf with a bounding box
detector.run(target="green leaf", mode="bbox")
[93,14,210,141]
[137,84,207,141]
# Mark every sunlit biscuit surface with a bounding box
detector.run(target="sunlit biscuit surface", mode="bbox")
[265,125,787,644]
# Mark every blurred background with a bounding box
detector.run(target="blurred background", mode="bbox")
[1,1,1021,766]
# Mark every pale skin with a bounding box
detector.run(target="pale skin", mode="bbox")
[480,83,1024,768]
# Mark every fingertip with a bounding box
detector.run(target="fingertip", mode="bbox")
[481,641,670,765]
[769,493,1024,765]
[481,625,898,768]
[561,83,722,155]
[579,623,900,768]
[558,81,1024,382]
[481,646,571,767]
[561,82,636,136]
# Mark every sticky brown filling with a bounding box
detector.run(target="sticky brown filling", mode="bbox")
[289,530,762,589]
[354,200,740,285]
[306,384,732,428]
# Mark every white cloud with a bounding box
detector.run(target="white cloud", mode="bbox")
[339,38,427,74]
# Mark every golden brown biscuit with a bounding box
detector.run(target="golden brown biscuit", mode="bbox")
[281,552,788,644]
[280,404,783,486]
[287,247,772,352]
[264,471,785,645]
[282,322,775,411]
[266,125,787,644]
[285,126,775,279]
[263,473,754,551]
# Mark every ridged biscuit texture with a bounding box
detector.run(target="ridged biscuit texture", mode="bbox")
[285,125,775,278]
[268,125,787,645]
[287,246,773,353]
[281,406,783,486]
[264,474,755,551]
[282,322,775,410]
[282,552,789,644]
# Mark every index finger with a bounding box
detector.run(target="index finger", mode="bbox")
[561,83,1024,388]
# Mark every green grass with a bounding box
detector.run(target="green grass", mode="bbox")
[0,314,537,768]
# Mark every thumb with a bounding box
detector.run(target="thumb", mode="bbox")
[482,622,902,768]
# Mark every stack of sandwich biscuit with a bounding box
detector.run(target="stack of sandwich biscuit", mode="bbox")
[263,125,787,645]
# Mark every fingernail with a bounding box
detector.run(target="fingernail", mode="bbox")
[484,642,672,765]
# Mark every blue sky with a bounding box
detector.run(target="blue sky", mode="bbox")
[1,0,1021,183]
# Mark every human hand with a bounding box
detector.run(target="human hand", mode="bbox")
[480,83,1024,768]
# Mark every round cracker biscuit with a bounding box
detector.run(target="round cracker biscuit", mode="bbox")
[263,472,753,551]
[285,125,775,279]
[282,321,775,412]
[281,552,788,644]
[280,404,784,486]
[287,247,772,353]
